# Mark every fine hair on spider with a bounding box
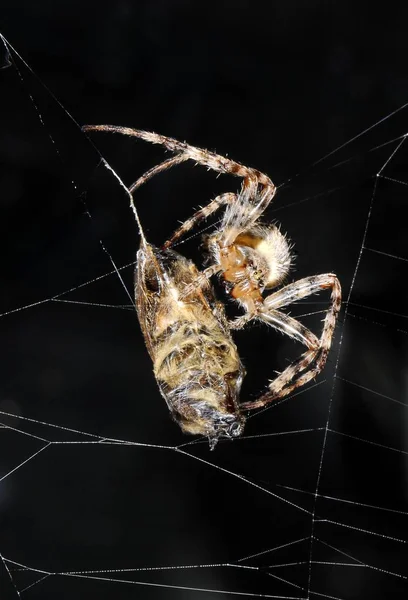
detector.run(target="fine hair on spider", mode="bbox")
[82,124,341,449]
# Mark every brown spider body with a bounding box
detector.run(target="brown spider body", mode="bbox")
[135,242,245,446]
[83,123,342,448]
[212,225,293,311]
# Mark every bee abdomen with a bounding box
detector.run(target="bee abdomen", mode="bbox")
[154,322,239,391]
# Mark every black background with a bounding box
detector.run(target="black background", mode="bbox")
[1,2,408,599]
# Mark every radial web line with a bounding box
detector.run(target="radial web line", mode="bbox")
[1,35,137,310]
[314,519,407,544]
[315,539,408,581]
[0,443,50,483]
[336,376,407,407]
[1,555,306,600]
[275,483,408,516]
[347,311,408,336]
[176,448,311,515]
[328,428,408,455]
[236,538,310,563]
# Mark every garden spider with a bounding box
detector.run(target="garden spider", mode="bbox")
[83,124,341,448]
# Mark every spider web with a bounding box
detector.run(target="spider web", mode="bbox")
[1,35,408,600]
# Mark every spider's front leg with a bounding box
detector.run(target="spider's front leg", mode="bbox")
[166,192,237,299]
[240,273,341,410]
[164,192,238,249]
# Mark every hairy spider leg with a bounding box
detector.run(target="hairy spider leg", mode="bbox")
[164,192,237,249]
[129,153,189,194]
[241,273,341,410]
[82,125,277,247]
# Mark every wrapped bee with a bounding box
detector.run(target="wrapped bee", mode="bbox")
[136,242,245,448]
[83,125,341,449]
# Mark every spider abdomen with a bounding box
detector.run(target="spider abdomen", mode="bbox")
[234,225,293,289]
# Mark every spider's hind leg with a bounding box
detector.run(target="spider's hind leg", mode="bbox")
[241,273,341,410]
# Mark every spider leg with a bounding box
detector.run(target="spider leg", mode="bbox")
[180,264,222,299]
[221,183,278,246]
[164,192,237,248]
[240,273,341,410]
[175,181,280,298]
[228,313,254,330]
[259,309,319,348]
[263,274,340,311]
[228,308,320,347]
[129,154,189,194]
[83,124,278,246]
[83,124,273,186]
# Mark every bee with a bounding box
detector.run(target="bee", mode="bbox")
[83,125,341,449]
[135,242,245,449]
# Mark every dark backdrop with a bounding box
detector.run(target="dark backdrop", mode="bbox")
[1,2,408,599]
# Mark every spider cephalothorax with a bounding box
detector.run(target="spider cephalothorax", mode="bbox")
[207,224,293,311]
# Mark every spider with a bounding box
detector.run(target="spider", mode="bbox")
[83,124,341,449]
